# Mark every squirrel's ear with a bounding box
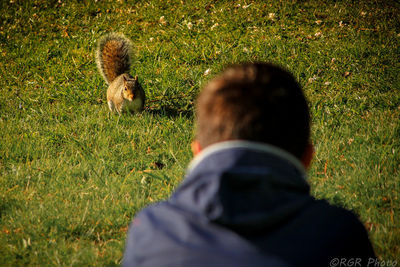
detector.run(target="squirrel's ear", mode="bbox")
[123,76,127,81]
[134,75,138,81]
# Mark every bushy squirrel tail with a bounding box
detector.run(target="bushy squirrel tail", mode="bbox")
[96,33,132,84]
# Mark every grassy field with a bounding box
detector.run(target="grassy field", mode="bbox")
[1,0,399,265]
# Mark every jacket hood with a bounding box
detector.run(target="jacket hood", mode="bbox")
[170,141,312,234]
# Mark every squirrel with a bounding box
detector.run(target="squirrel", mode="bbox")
[96,33,145,114]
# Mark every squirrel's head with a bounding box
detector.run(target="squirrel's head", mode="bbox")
[122,75,139,101]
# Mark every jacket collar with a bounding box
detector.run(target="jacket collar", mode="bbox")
[187,140,307,179]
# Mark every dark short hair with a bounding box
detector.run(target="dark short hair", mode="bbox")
[195,63,310,159]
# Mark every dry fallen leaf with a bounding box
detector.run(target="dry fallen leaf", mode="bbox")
[315,31,322,37]
[211,23,219,30]
[159,16,167,26]
[268,13,276,21]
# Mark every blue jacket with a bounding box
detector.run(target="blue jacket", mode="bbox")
[123,141,375,267]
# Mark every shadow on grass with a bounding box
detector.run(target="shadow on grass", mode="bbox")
[146,106,194,119]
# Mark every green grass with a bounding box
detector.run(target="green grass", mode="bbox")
[1,0,399,265]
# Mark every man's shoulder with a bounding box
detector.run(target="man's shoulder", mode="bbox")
[125,201,292,267]
[300,198,374,254]
[306,198,364,229]
[252,197,376,266]
[130,201,182,232]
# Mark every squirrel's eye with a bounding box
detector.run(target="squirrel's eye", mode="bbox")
[124,87,128,91]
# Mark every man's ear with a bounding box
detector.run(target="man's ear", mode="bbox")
[191,140,202,156]
[301,142,314,170]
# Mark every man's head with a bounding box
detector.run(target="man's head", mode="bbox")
[194,63,312,164]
